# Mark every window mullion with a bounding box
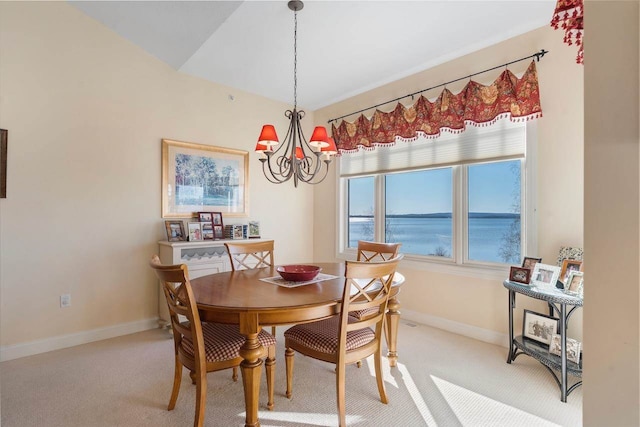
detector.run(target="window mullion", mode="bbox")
[375,175,385,242]
[455,165,466,265]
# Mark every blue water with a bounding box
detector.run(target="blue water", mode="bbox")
[349,216,520,263]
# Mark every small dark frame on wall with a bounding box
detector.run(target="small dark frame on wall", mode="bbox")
[509,266,531,284]
[0,129,7,198]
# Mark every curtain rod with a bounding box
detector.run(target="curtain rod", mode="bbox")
[328,49,549,124]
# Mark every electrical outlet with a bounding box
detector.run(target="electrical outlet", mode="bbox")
[60,294,71,308]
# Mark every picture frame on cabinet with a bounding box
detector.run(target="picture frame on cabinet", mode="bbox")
[523,309,559,347]
[509,266,531,284]
[213,225,224,240]
[187,222,203,241]
[198,212,213,223]
[531,263,561,289]
[165,220,186,242]
[211,212,223,226]
[201,222,214,240]
[248,221,260,239]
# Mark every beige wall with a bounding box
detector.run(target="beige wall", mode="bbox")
[314,25,584,338]
[583,2,639,426]
[0,2,315,350]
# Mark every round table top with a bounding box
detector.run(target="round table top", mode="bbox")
[190,262,405,312]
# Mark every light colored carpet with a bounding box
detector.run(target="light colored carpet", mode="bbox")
[1,321,581,426]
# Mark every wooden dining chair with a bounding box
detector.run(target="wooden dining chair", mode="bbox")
[356,240,401,262]
[224,240,278,335]
[225,240,274,271]
[149,255,277,427]
[283,255,404,427]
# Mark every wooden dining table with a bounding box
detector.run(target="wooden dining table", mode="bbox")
[190,262,405,427]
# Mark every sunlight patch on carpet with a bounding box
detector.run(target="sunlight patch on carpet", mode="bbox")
[431,375,561,427]
[251,411,363,426]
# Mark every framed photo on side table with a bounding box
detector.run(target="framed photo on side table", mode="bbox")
[509,266,531,284]
[522,256,542,270]
[560,259,583,284]
[531,263,561,289]
[523,309,559,347]
[549,334,582,364]
[165,220,186,242]
[565,271,584,297]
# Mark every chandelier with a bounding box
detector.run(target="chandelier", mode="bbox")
[255,0,337,187]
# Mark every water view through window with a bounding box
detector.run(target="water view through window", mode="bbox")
[347,160,521,263]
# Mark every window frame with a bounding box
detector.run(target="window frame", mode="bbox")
[336,123,537,280]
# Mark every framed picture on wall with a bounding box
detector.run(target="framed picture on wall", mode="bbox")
[165,220,186,242]
[162,139,249,218]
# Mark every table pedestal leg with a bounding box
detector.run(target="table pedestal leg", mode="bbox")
[385,296,400,367]
[239,312,265,427]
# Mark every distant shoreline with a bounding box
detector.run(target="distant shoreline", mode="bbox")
[351,212,519,219]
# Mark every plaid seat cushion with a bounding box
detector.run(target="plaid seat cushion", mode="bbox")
[284,315,375,354]
[350,307,379,320]
[182,322,276,362]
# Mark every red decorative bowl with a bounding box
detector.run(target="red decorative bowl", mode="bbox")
[276,265,322,282]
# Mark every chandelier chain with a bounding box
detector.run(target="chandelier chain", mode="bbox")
[293,9,298,109]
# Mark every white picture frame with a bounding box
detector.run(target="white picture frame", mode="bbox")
[531,263,561,289]
[248,221,260,239]
[187,222,203,241]
[565,271,584,297]
[549,333,582,364]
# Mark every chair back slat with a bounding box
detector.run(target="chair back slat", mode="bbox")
[225,241,275,271]
[357,241,401,262]
[338,255,403,358]
[149,255,205,371]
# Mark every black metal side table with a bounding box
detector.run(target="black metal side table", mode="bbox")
[503,280,583,402]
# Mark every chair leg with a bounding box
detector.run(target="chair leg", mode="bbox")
[374,348,388,404]
[271,326,277,336]
[265,345,276,410]
[285,347,295,398]
[336,362,347,427]
[356,360,362,368]
[193,371,207,427]
[168,356,182,410]
[232,366,238,382]
[190,370,196,385]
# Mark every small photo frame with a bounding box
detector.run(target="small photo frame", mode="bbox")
[523,309,559,347]
[509,266,531,284]
[549,334,582,364]
[248,221,260,239]
[560,259,583,284]
[198,212,213,223]
[201,222,214,240]
[165,220,186,242]
[232,224,244,240]
[531,263,561,289]
[213,225,224,240]
[188,222,203,241]
[565,271,584,297]
[521,256,542,270]
[212,212,223,226]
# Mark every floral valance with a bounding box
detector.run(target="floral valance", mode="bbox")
[550,0,584,64]
[331,60,542,153]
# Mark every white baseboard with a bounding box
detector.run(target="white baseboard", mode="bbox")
[401,309,509,348]
[0,317,160,362]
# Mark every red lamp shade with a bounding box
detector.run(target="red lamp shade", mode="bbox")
[257,125,279,146]
[309,126,329,148]
[321,137,338,155]
[255,142,270,153]
[295,147,304,159]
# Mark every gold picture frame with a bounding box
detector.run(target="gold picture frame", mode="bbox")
[162,139,249,218]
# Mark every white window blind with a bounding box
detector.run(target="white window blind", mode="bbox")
[339,119,526,177]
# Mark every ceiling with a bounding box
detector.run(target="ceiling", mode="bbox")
[70,1,555,111]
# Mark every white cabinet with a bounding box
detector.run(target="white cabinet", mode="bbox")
[157,240,232,325]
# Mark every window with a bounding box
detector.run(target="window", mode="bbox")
[339,120,535,271]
